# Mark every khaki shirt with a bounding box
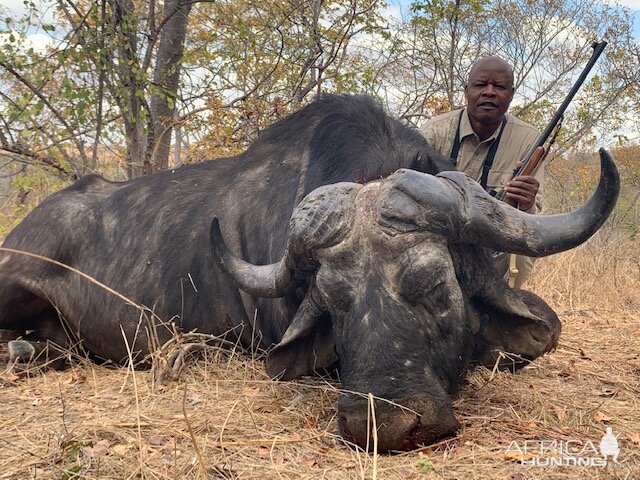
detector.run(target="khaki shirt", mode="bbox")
[420,108,543,287]
[420,108,543,212]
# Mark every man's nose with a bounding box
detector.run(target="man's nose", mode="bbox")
[482,84,497,96]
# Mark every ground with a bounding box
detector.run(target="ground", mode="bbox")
[1,251,639,479]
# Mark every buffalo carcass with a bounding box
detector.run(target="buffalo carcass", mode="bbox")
[0,100,449,367]
[0,91,619,451]
[211,149,619,451]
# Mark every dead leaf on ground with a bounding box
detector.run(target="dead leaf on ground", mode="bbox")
[300,458,317,468]
[156,381,177,392]
[594,411,612,423]
[147,436,167,446]
[553,404,568,422]
[82,439,111,457]
[257,447,271,458]
[627,431,640,445]
[112,444,130,456]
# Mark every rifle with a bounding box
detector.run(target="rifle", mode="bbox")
[495,40,607,204]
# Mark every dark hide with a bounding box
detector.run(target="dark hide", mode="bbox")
[0,94,453,364]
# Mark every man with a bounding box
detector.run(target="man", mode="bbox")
[420,56,543,288]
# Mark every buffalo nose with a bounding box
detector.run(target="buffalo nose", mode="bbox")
[337,394,460,452]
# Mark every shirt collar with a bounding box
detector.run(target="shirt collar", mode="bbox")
[460,108,506,143]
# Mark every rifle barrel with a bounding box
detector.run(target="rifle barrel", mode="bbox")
[509,40,607,182]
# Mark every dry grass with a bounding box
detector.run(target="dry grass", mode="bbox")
[1,241,639,479]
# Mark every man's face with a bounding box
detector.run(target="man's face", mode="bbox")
[464,58,515,129]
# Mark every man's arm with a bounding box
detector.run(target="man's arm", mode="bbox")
[496,116,543,213]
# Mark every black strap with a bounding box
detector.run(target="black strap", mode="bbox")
[449,109,507,191]
[448,109,465,163]
[479,118,507,189]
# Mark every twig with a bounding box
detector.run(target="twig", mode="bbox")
[120,325,145,476]
[182,386,207,479]
[368,393,378,479]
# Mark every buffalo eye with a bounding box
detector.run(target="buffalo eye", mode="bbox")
[396,251,452,305]
[315,267,355,314]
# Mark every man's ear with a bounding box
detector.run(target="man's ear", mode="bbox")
[265,286,337,380]
[507,88,515,104]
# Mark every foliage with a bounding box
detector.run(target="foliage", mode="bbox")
[399,0,639,141]
[181,0,388,159]
[0,0,195,178]
[0,166,70,237]
[0,0,638,212]
[608,144,640,238]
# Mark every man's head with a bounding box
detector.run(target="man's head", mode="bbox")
[464,56,515,138]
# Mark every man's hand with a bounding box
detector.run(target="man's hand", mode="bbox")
[504,175,539,211]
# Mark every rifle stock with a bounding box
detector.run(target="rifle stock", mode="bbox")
[519,146,545,177]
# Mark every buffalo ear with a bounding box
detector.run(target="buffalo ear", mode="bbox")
[265,286,337,380]
[472,288,561,370]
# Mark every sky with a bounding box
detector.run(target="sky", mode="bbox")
[609,0,640,9]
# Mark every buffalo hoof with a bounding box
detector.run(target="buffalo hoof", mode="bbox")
[6,339,67,370]
[7,340,36,364]
[337,394,459,452]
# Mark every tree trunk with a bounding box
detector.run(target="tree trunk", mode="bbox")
[149,0,192,173]
[110,0,151,178]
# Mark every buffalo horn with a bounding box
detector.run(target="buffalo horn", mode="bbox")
[210,183,360,298]
[456,148,620,256]
[209,217,296,297]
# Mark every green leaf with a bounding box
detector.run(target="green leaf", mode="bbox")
[417,457,435,472]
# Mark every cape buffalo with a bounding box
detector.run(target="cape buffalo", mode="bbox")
[0,94,620,452]
[210,151,619,451]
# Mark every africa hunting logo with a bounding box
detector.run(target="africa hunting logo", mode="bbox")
[505,428,623,467]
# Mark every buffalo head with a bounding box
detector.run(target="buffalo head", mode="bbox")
[210,148,619,451]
